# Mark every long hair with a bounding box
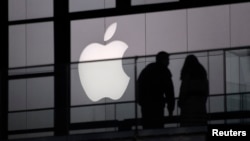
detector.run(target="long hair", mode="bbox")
[180,55,207,80]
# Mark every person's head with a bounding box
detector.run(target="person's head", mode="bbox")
[181,54,207,80]
[156,51,169,66]
[183,54,199,68]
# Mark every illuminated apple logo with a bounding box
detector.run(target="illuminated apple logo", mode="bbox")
[78,22,130,102]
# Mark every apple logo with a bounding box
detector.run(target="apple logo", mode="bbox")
[78,22,130,102]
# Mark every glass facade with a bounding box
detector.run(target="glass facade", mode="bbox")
[3,0,250,140]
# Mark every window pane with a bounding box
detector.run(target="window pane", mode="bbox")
[27,110,54,129]
[132,0,179,6]
[9,22,54,68]
[209,96,224,113]
[9,0,53,21]
[9,79,26,111]
[227,95,241,112]
[27,0,53,19]
[116,103,135,121]
[209,52,224,95]
[239,56,250,92]
[27,77,54,110]
[71,14,145,62]
[27,22,54,66]
[8,112,27,131]
[231,2,250,47]
[69,0,116,13]
[226,51,240,93]
[71,105,109,123]
[9,25,26,68]
[243,94,250,111]
[8,0,26,21]
[169,54,186,98]
[146,10,187,54]
[187,5,230,51]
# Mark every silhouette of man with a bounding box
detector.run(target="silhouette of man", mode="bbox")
[138,51,175,129]
[178,55,208,126]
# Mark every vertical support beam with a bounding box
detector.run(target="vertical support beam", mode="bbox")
[0,0,9,140]
[54,0,70,136]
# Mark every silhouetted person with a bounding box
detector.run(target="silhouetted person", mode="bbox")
[138,51,175,129]
[178,55,208,126]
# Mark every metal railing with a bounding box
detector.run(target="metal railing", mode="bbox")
[6,46,250,139]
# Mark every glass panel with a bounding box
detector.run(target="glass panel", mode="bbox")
[227,95,241,112]
[8,0,26,21]
[105,14,146,57]
[109,60,135,103]
[209,120,225,125]
[71,14,146,62]
[8,112,27,131]
[169,54,186,98]
[209,96,224,113]
[132,0,179,6]
[71,67,103,106]
[9,0,53,21]
[27,22,54,66]
[105,0,116,8]
[239,56,250,92]
[209,52,224,95]
[71,18,105,62]
[231,2,250,47]
[187,5,230,51]
[26,0,53,19]
[8,79,26,111]
[71,105,114,123]
[9,25,26,68]
[27,110,54,129]
[27,77,54,110]
[243,94,250,111]
[146,10,187,54]
[71,106,95,123]
[9,22,54,68]
[8,132,53,140]
[69,0,116,13]
[226,51,240,93]
[116,103,135,121]
[71,58,134,105]
[226,119,241,124]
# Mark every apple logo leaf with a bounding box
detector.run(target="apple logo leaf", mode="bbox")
[104,22,117,42]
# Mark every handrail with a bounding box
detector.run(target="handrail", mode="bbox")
[6,46,250,137]
[7,45,250,71]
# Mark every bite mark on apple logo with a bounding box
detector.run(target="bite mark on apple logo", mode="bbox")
[78,22,130,102]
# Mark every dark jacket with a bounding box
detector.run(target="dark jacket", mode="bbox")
[138,62,175,113]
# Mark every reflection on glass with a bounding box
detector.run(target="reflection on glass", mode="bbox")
[209,52,224,95]
[243,94,250,111]
[227,95,241,112]
[116,103,135,121]
[209,96,224,113]
[226,49,250,112]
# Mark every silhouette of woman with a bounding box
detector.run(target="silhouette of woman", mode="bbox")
[178,55,208,126]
